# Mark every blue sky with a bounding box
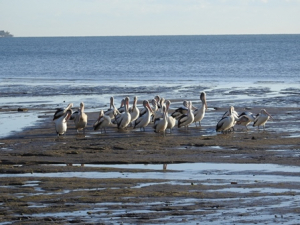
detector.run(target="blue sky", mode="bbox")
[1,0,300,37]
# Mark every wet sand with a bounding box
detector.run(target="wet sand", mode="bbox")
[1,98,300,224]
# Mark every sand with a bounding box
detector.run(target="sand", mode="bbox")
[1,103,300,224]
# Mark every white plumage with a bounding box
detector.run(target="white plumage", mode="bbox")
[134,100,153,131]
[178,101,194,129]
[253,109,273,130]
[71,102,88,133]
[153,106,168,136]
[193,92,207,127]
[165,100,176,133]
[216,106,237,132]
[116,97,131,129]
[93,109,111,133]
[53,103,73,136]
[236,111,256,130]
[129,96,140,125]
[105,97,120,119]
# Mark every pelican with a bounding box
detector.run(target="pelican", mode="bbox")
[116,97,131,129]
[193,92,207,127]
[71,102,88,133]
[134,100,153,131]
[53,103,73,136]
[140,98,157,117]
[129,96,140,126]
[178,101,194,129]
[117,98,126,114]
[153,106,168,136]
[216,106,237,133]
[153,97,166,120]
[155,95,161,108]
[253,109,273,130]
[112,99,125,124]
[222,106,239,118]
[104,97,120,119]
[236,111,256,130]
[171,100,189,119]
[93,109,111,133]
[165,100,176,133]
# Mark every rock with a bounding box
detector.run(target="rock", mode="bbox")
[17,107,28,112]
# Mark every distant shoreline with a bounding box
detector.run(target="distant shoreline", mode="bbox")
[0,30,13,37]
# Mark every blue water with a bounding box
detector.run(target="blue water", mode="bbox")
[1,35,300,85]
[0,35,300,137]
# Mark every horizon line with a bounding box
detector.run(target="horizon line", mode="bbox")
[10,33,300,38]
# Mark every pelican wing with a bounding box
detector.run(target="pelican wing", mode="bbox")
[53,108,64,120]
[216,117,226,131]
[178,114,188,128]
[70,111,79,120]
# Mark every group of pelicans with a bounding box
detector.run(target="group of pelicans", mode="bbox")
[52,92,273,136]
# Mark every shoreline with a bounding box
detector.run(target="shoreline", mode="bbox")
[0,84,300,223]
[1,102,300,224]
[1,104,300,224]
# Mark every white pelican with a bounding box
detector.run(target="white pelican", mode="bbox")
[116,97,131,129]
[165,100,176,133]
[153,106,168,136]
[71,102,88,133]
[193,92,207,127]
[53,103,73,136]
[129,96,140,126]
[253,109,273,130]
[236,111,256,130]
[134,100,153,131]
[178,101,194,129]
[93,109,111,133]
[216,106,237,132]
[104,97,120,119]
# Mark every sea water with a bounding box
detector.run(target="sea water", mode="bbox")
[0,35,300,137]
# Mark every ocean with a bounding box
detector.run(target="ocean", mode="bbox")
[0,34,300,137]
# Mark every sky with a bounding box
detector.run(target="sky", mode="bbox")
[1,0,300,37]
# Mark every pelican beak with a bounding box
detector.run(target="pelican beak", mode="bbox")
[147,102,154,114]
[266,110,273,120]
[66,110,72,121]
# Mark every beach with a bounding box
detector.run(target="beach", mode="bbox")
[1,34,300,224]
[1,87,300,224]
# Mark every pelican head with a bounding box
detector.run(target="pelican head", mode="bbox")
[110,97,114,108]
[155,95,160,103]
[133,96,138,105]
[183,100,188,108]
[80,102,84,109]
[66,103,73,110]
[200,92,207,109]
[261,109,273,120]
[229,106,234,115]
[151,99,157,107]
[125,96,130,109]
[144,100,154,114]
[97,109,104,120]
